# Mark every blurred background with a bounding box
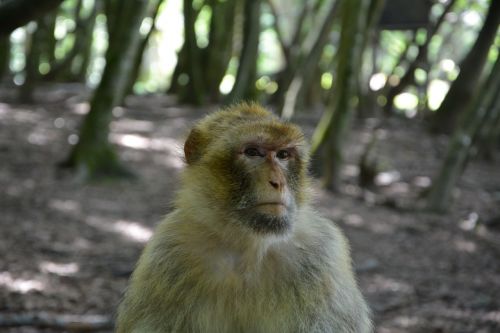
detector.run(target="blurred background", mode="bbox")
[0,0,499,332]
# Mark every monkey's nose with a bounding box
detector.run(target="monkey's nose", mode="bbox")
[269,180,280,189]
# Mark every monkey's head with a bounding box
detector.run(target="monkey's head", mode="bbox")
[182,103,310,234]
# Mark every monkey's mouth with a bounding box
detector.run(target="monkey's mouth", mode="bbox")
[254,202,288,215]
[255,202,288,209]
[256,202,287,207]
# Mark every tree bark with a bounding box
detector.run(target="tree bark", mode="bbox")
[279,0,339,120]
[19,24,43,102]
[74,1,99,82]
[168,4,203,95]
[265,0,290,63]
[310,0,371,191]
[432,0,500,133]
[0,0,64,36]
[226,0,261,104]
[179,0,205,105]
[126,0,164,96]
[104,0,120,42]
[383,0,456,115]
[269,0,330,111]
[268,0,313,106]
[62,0,152,180]
[379,32,415,95]
[477,82,500,160]
[0,35,10,79]
[203,0,237,102]
[167,43,187,94]
[41,0,86,82]
[426,56,500,212]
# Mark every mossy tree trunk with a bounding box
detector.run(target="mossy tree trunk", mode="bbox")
[19,23,44,102]
[62,0,153,181]
[203,0,237,102]
[278,0,339,120]
[168,44,187,95]
[126,0,164,96]
[383,0,456,115]
[425,56,500,212]
[0,35,10,80]
[379,32,415,96]
[477,93,500,160]
[167,3,203,95]
[178,0,205,105]
[268,0,330,111]
[310,0,371,191]
[0,0,63,36]
[226,0,261,104]
[355,0,385,118]
[432,0,500,133]
[73,1,98,82]
[104,0,120,41]
[18,11,57,100]
[170,0,236,102]
[42,0,97,82]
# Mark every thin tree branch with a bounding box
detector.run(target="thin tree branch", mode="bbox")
[266,0,290,61]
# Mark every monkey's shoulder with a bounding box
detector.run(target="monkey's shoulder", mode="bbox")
[294,209,351,253]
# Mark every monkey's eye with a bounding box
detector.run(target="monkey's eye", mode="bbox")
[276,149,291,160]
[244,147,262,157]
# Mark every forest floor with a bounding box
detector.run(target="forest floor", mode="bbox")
[1,84,500,333]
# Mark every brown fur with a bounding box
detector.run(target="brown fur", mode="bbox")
[116,103,372,333]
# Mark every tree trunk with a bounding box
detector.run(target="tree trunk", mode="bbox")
[0,35,10,79]
[310,0,371,191]
[178,0,205,105]
[19,24,44,102]
[104,0,120,42]
[279,0,339,120]
[20,11,58,98]
[274,0,332,111]
[265,0,291,63]
[167,43,187,94]
[0,0,63,36]
[31,11,57,68]
[203,0,237,102]
[425,56,500,212]
[267,0,313,104]
[379,32,415,95]
[42,0,86,82]
[477,84,500,160]
[126,0,164,96]
[167,4,204,95]
[226,0,261,104]
[432,0,500,133]
[357,0,385,118]
[74,1,99,82]
[384,0,456,115]
[62,0,152,180]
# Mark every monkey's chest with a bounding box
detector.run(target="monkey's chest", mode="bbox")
[180,254,325,332]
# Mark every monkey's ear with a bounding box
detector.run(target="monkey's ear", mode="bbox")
[184,128,206,165]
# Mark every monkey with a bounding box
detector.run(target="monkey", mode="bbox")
[115,103,372,333]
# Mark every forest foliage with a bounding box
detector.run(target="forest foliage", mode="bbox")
[0,0,499,212]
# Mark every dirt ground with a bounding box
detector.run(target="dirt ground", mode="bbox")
[1,84,499,333]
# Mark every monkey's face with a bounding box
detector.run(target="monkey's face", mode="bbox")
[230,140,299,233]
[215,124,308,235]
[183,104,309,235]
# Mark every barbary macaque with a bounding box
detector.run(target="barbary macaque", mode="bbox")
[116,103,372,333]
